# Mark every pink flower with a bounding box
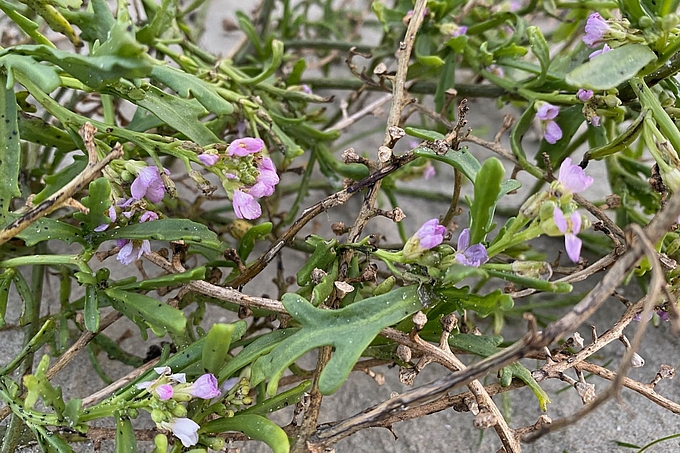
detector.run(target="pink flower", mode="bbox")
[139,211,159,222]
[198,153,220,166]
[536,102,562,144]
[577,89,593,102]
[589,43,611,60]
[451,25,467,37]
[131,166,168,203]
[454,228,488,267]
[557,157,594,194]
[227,137,264,157]
[423,164,436,180]
[553,207,582,263]
[155,384,174,401]
[233,189,262,220]
[94,206,117,232]
[160,418,199,447]
[182,374,220,399]
[249,157,279,198]
[582,12,610,47]
[415,219,446,249]
[116,239,151,265]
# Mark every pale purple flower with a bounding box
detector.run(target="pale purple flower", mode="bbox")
[588,43,611,60]
[185,374,220,399]
[582,12,610,47]
[153,366,186,383]
[94,206,117,232]
[451,25,467,37]
[590,115,601,127]
[131,166,168,203]
[509,0,522,11]
[536,102,562,144]
[577,89,594,102]
[227,137,264,157]
[155,384,174,401]
[301,84,313,94]
[634,310,669,322]
[198,153,220,166]
[454,228,488,267]
[249,157,279,198]
[558,157,594,194]
[415,219,446,249]
[233,189,262,220]
[139,211,159,222]
[553,207,582,263]
[160,418,199,447]
[116,239,151,265]
[423,164,436,180]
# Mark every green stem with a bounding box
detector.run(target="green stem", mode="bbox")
[0,255,90,273]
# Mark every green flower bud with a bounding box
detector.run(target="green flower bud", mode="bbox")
[205,438,225,450]
[150,409,166,423]
[171,404,187,417]
[153,433,168,453]
[520,191,550,219]
[603,94,621,108]
[538,200,557,221]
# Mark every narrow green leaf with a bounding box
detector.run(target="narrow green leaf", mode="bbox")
[485,269,573,293]
[526,26,550,85]
[436,287,513,318]
[202,322,246,374]
[405,128,446,141]
[238,222,272,261]
[115,413,137,453]
[104,288,187,337]
[469,157,504,244]
[150,65,234,116]
[15,217,86,246]
[251,286,422,396]
[115,267,206,291]
[0,74,20,221]
[84,285,100,332]
[201,414,289,453]
[241,381,312,415]
[296,236,337,286]
[217,329,298,382]
[0,269,13,328]
[97,219,220,249]
[565,44,656,90]
[63,398,81,426]
[18,113,77,158]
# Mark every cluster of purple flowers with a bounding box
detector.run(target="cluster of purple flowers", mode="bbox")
[198,137,280,220]
[137,367,221,447]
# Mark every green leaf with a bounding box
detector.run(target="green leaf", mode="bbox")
[115,413,137,453]
[201,415,289,453]
[4,45,153,89]
[63,398,81,426]
[0,0,54,47]
[404,127,446,141]
[586,111,645,160]
[33,424,74,453]
[119,84,220,146]
[18,0,81,46]
[18,113,77,156]
[485,269,573,293]
[469,157,504,244]
[435,53,457,112]
[251,286,423,396]
[201,322,247,374]
[441,264,489,286]
[116,267,206,291]
[0,54,61,93]
[15,217,86,246]
[92,16,147,59]
[73,178,111,233]
[136,0,174,44]
[60,0,115,43]
[436,287,513,318]
[104,288,187,338]
[565,44,656,90]
[413,147,520,197]
[0,269,13,329]
[0,73,20,221]
[97,219,220,249]
[217,329,298,382]
[415,34,445,67]
[84,285,99,332]
[241,380,312,416]
[526,26,550,86]
[296,236,337,286]
[238,222,272,261]
[150,65,234,116]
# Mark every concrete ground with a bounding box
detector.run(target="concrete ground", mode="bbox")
[3,1,680,452]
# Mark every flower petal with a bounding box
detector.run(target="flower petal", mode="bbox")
[564,234,582,263]
[457,228,471,251]
[233,189,262,220]
[553,207,568,233]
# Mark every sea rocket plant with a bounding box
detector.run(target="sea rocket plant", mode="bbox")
[403,219,446,261]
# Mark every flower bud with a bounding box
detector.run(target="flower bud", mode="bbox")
[660,166,680,192]
[153,434,168,453]
[171,404,187,417]
[538,199,557,222]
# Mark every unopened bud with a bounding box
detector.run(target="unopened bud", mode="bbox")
[154,434,168,453]
[520,191,550,219]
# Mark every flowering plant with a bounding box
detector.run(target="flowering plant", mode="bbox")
[1,1,679,453]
